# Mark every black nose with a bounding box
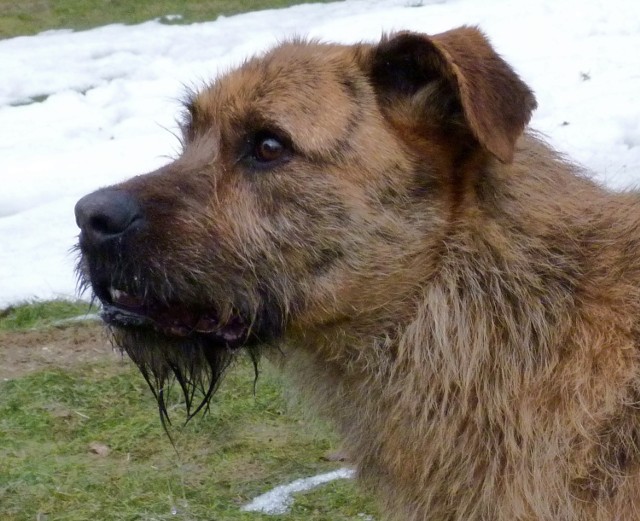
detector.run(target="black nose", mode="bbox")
[75,189,142,245]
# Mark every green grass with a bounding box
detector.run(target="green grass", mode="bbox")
[0,300,94,331]
[0,357,376,520]
[0,0,336,39]
[0,300,95,331]
[0,301,376,518]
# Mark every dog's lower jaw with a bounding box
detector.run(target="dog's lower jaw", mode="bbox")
[103,298,282,423]
[108,326,239,420]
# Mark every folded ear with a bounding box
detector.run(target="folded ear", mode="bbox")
[368,26,536,163]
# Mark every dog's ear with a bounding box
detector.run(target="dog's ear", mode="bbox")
[367,26,536,163]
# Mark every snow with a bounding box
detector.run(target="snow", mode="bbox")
[1,0,639,307]
[241,467,356,514]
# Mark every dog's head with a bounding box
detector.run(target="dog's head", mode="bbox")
[75,26,536,418]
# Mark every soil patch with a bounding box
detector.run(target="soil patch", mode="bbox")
[0,322,120,380]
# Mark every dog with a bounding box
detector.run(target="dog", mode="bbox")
[74,26,640,520]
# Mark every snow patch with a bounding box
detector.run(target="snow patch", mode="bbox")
[241,467,356,515]
[1,0,639,306]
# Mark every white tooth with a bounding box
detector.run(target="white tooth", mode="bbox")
[223,331,240,341]
[110,287,124,300]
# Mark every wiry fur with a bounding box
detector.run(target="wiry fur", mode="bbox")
[75,27,640,520]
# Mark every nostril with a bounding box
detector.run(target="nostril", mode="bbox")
[75,189,142,243]
[89,214,131,236]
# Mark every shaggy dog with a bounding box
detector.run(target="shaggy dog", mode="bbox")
[75,27,640,520]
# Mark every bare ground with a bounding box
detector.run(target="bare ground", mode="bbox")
[0,322,121,381]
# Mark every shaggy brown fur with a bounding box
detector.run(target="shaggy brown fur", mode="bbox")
[75,27,640,520]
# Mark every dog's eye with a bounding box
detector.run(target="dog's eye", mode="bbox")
[254,134,284,163]
[246,131,293,168]
[256,137,283,161]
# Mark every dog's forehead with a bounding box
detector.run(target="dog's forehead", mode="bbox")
[190,41,372,154]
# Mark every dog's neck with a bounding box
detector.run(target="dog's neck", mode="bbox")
[278,135,640,519]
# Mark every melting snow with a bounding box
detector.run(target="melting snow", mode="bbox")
[242,467,356,514]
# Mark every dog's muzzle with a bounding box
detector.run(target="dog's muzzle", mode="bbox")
[74,188,254,348]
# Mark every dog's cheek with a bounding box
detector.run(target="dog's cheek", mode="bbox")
[218,174,349,310]
[267,191,384,312]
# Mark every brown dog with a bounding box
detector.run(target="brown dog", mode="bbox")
[74,27,640,520]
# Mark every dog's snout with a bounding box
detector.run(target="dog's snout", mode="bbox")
[75,189,142,244]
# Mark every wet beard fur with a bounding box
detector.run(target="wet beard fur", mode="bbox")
[109,326,260,430]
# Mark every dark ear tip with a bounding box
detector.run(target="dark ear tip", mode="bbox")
[368,27,536,162]
[374,31,430,66]
[371,32,439,96]
[378,31,425,50]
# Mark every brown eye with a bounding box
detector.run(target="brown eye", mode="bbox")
[254,135,284,163]
[244,130,292,170]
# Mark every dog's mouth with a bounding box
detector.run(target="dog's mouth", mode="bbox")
[98,286,250,349]
[84,279,275,426]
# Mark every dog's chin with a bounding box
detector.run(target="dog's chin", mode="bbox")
[109,324,254,423]
[95,290,269,424]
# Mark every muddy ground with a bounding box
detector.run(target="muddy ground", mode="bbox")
[0,322,121,381]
